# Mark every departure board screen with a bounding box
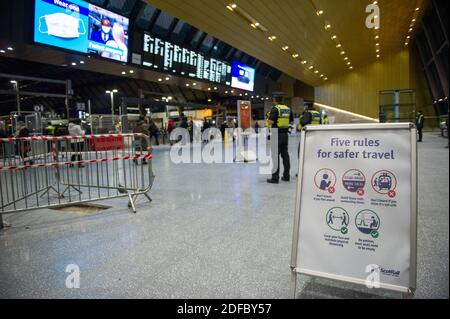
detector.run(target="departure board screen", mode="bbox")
[142,32,232,86]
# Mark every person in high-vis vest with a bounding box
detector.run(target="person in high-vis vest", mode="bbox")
[267,96,294,184]
[296,104,322,178]
[415,110,425,142]
[323,114,330,125]
[297,104,322,132]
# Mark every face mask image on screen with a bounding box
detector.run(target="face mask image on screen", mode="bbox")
[38,13,86,39]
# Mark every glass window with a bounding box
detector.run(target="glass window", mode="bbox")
[135,4,157,30]
[106,0,137,16]
[199,35,215,53]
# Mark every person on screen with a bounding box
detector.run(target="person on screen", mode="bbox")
[112,22,128,62]
[101,22,127,62]
[90,18,112,44]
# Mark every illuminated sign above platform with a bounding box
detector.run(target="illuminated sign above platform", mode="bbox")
[142,32,232,86]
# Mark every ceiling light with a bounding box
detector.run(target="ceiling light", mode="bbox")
[344,57,348,60]
[244,93,248,96]
[268,36,277,41]
[292,53,299,58]
[316,10,324,16]
[412,19,416,22]
[193,82,197,86]
[415,7,420,11]
[325,24,331,30]
[331,35,337,40]
[376,54,380,58]
[324,77,328,81]
[314,70,319,74]
[129,70,134,73]
[214,87,218,90]
[240,93,243,96]
[376,43,380,46]
[165,77,170,80]
[71,62,77,66]
[112,89,118,93]
[158,78,162,82]
[121,71,126,75]
[0,50,5,53]
[375,35,379,39]
[301,60,307,64]
[208,88,211,91]
[208,99,212,102]
[405,42,409,46]
[225,91,229,94]
[336,44,342,48]
[10,80,17,84]
[320,74,324,78]
[282,46,289,51]
[227,4,237,11]
[373,1,378,4]
[409,28,413,32]
[7,47,13,51]
[406,36,411,39]
[376,49,380,52]
[340,51,345,55]
[231,90,234,93]
[309,66,314,70]
[347,62,351,65]
[251,24,257,29]
[80,61,85,64]
[349,66,353,69]
[186,83,190,87]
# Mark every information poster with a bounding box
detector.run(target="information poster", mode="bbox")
[237,100,252,130]
[293,124,416,292]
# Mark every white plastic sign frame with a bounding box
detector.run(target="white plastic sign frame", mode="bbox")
[290,123,417,297]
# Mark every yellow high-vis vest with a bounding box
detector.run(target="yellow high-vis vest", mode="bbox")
[275,105,291,128]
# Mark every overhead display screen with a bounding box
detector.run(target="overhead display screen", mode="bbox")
[231,61,255,92]
[142,32,232,86]
[34,0,129,62]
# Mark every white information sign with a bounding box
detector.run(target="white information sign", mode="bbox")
[291,123,417,295]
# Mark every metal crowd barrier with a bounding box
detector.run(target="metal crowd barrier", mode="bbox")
[0,133,155,228]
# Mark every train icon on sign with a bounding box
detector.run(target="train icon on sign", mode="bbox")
[371,170,397,197]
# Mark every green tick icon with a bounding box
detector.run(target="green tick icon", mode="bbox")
[341,227,348,235]
[371,230,379,238]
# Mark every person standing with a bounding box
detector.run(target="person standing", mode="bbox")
[148,118,160,146]
[68,119,85,167]
[323,114,330,125]
[267,96,293,184]
[133,120,149,165]
[15,121,33,165]
[415,110,425,142]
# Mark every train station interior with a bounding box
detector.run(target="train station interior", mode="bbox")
[0,0,448,300]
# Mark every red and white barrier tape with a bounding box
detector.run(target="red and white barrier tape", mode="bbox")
[0,154,152,171]
[0,133,148,143]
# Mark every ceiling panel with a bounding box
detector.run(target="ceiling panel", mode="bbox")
[145,0,428,86]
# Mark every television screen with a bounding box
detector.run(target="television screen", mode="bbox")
[34,0,129,62]
[231,61,255,92]
[34,0,90,54]
[87,3,129,62]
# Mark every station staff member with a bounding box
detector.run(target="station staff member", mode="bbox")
[297,103,322,132]
[415,110,425,142]
[267,96,294,184]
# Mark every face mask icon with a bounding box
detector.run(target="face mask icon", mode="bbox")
[39,13,86,39]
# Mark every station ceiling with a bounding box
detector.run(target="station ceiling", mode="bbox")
[145,0,428,86]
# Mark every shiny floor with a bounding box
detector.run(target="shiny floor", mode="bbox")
[0,133,448,299]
